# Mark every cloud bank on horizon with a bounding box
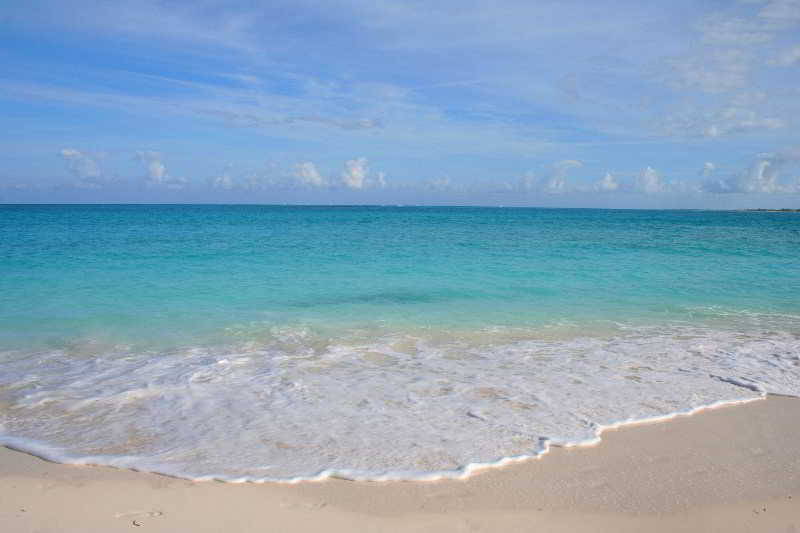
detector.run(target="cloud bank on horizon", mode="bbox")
[1,0,799,207]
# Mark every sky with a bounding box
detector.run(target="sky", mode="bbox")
[1,0,800,207]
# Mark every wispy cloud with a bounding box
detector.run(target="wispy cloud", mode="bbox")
[769,44,800,66]
[2,1,800,206]
[195,108,383,132]
[2,0,259,53]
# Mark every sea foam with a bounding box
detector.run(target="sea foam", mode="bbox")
[1,320,798,482]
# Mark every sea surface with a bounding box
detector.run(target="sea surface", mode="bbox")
[1,205,799,481]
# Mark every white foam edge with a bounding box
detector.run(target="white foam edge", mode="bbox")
[0,391,776,484]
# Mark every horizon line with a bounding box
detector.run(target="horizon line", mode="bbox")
[0,202,790,212]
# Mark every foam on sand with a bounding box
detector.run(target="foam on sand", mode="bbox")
[1,320,799,482]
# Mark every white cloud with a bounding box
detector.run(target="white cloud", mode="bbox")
[747,159,784,192]
[59,148,104,187]
[517,172,538,192]
[703,149,800,193]
[341,157,368,189]
[293,161,326,187]
[427,176,452,191]
[198,108,383,131]
[136,151,166,183]
[662,95,786,138]
[757,0,800,24]
[513,161,585,194]
[701,162,716,177]
[136,151,186,189]
[635,166,669,193]
[769,44,800,66]
[542,160,583,194]
[210,171,235,190]
[7,1,800,206]
[657,1,800,141]
[699,16,772,46]
[685,1,800,82]
[666,49,752,94]
[703,107,785,137]
[376,171,387,188]
[595,172,620,192]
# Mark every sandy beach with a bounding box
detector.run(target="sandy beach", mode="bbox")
[1,394,797,532]
[4,0,800,529]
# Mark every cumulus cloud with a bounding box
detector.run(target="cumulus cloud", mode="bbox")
[341,157,368,189]
[59,148,105,188]
[542,160,583,194]
[339,157,386,189]
[635,167,669,194]
[703,149,800,193]
[701,162,716,177]
[513,161,585,194]
[293,161,326,187]
[595,172,620,192]
[136,151,166,183]
[136,151,186,189]
[210,170,235,190]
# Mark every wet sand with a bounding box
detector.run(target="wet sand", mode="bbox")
[1,395,798,532]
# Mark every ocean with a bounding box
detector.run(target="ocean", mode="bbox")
[0,204,798,481]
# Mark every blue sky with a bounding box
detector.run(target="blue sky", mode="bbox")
[1,0,799,207]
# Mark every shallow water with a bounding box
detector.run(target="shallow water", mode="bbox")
[1,205,798,480]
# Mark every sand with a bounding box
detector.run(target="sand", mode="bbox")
[1,394,799,532]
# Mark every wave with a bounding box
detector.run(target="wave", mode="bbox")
[1,319,798,482]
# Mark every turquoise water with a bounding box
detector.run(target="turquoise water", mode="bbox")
[3,205,798,347]
[1,205,799,480]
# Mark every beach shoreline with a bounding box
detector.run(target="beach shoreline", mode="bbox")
[1,394,798,532]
